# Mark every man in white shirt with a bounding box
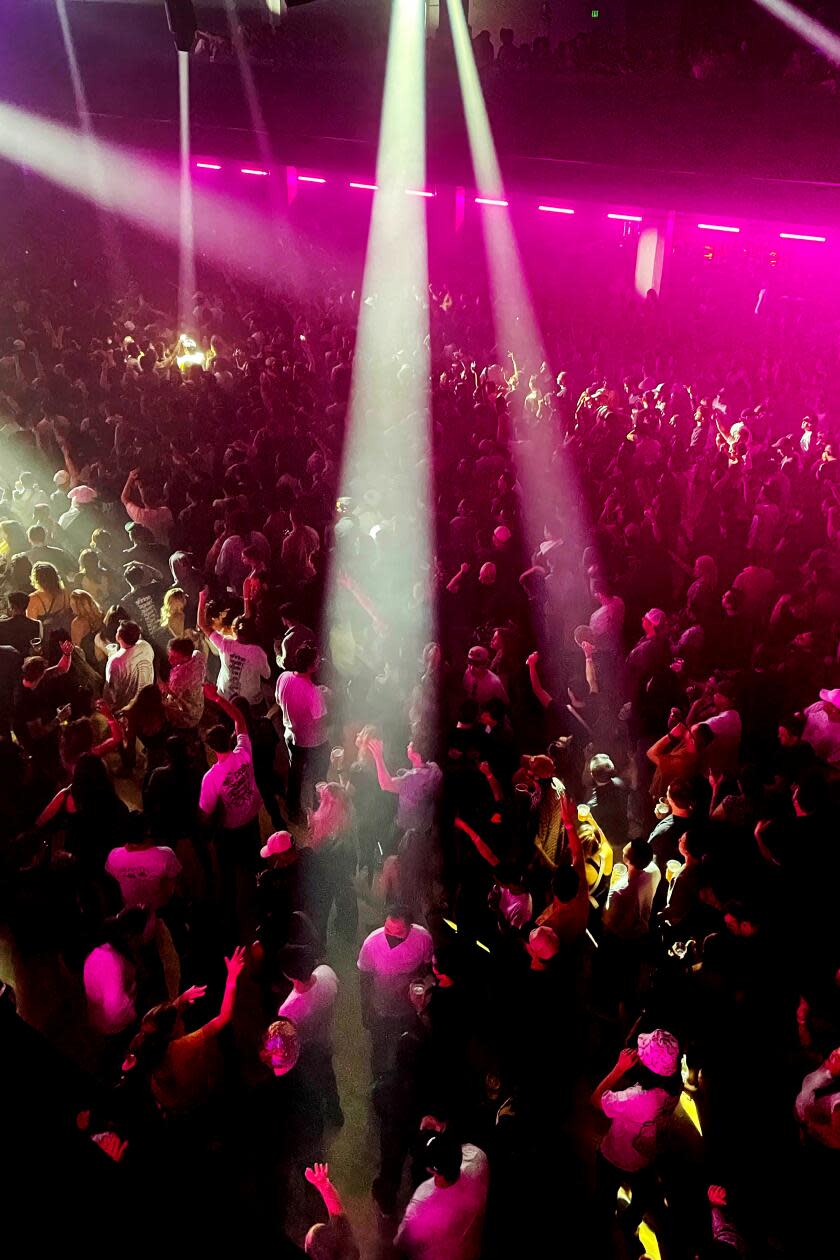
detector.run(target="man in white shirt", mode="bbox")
[198,588,269,707]
[604,837,661,940]
[275,641,329,821]
[278,944,343,1126]
[395,1132,489,1260]
[199,685,263,902]
[103,620,155,710]
[105,816,181,910]
[357,905,433,1074]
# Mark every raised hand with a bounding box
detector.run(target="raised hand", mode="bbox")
[224,945,247,982]
[178,984,207,1007]
[92,1132,128,1163]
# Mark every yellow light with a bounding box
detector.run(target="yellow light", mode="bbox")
[680,1091,703,1135]
[638,1221,661,1260]
[443,918,458,933]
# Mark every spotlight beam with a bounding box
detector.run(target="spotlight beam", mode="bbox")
[445,0,589,654]
[327,0,434,682]
[751,0,840,63]
[0,102,307,292]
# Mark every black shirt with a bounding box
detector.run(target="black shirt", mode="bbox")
[0,613,42,657]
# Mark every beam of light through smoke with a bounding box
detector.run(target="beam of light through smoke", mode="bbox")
[325,0,434,712]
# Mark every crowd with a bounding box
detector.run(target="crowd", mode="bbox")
[194,9,840,97]
[0,212,839,1260]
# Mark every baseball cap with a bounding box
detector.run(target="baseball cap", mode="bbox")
[260,830,294,860]
[643,608,667,631]
[819,688,840,706]
[468,645,490,666]
[67,485,97,504]
[637,1029,680,1077]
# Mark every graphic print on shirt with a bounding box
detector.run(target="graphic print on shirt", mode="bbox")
[224,760,255,808]
[226,649,247,696]
[133,593,160,635]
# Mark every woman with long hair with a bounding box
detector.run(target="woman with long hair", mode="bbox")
[70,588,105,666]
[121,684,174,783]
[160,587,188,640]
[306,781,358,943]
[122,947,246,1114]
[27,561,72,642]
[37,752,130,870]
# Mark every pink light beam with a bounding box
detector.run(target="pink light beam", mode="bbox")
[697,222,740,233]
[538,204,574,215]
[241,167,269,176]
[298,175,326,184]
[779,231,826,242]
[476,196,509,207]
[607,212,642,222]
[196,162,221,170]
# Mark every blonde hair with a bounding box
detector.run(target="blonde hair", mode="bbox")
[308,782,353,848]
[161,586,187,630]
[69,588,103,631]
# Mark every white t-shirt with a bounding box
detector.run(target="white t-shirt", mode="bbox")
[275,670,327,747]
[105,844,182,910]
[209,632,270,705]
[395,1143,489,1260]
[604,862,661,940]
[357,924,433,1018]
[600,1084,677,1171]
[104,639,155,709]
[277,964,339,1049]
[199,733,262,830]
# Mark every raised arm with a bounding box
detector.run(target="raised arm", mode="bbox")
[446,562,470,594]
[203,681,247,737]
[527,651,552,709]
[366,738,399,794]
[560,792,585,878]
[90,700,124,758]
[304,1163,346,1220]
[201,947,246,1036]
[42,639,75,682]
[454,816,500,868]
[121,467,140,510]
[36,785,71,828]
[590,1046,638,1109]
[197,586,213,638]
